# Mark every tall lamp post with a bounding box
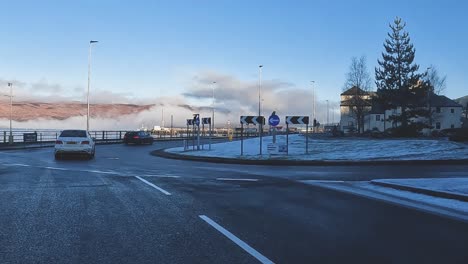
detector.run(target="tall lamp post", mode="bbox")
[87,40,98,131]
[258,65,263,117]
[7,82,13,144]
[326,100,329,125]
[212,81,216,133]
[311,81,315,121]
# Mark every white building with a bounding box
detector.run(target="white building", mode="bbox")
[340,87,463,133]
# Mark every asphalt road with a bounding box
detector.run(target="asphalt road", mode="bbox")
[1,141,468,264]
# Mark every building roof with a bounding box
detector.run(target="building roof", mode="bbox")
[340,99,371,107]
[428,94,463,107]
[341,86,370,96]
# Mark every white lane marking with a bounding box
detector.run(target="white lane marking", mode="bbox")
[135,176,171,195]
[4,163,31,167]
[44,166,70,171]
[216,178,259,182]
[144,174,181,178]
[301,180,345,183]
[87,170,117,175]
[199,215,274,264]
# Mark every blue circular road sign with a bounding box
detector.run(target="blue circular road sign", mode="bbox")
[269,114,280,127]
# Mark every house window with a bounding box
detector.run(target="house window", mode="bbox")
[376,115,381,121]
[436,107,441,113]
[451,124,455,129]
[451,109,455,113]
[436,122,441,129]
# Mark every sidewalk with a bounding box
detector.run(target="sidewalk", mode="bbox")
[371,178,468,202]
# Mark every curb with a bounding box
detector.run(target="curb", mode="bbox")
[371,180,468,202]
[151,149,468,166]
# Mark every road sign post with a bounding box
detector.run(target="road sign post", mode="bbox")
[193,114,200,151]
[240,116,265,156]
[241,123,244,156]
[306,124,309,155]
[268,113,280,144]
[202,117,211,150]
[286,116,310,155]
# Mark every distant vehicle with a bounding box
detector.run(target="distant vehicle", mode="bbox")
[124,131,154,145]
[55,130,96,160]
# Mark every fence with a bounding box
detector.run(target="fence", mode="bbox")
[0,130,130,145]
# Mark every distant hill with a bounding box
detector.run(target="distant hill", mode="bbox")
[0,102,154,122]
[455,95,468,107]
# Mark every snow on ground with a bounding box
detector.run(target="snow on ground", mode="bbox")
[166,134,468,161]
[372,178,468,196]
[302,180,468,219]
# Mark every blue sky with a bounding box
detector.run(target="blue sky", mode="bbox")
[0,0,467,106]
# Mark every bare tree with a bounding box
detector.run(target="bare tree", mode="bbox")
[343,56,373,134]
[427,66,447,95]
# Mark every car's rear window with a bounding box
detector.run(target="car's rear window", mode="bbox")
[60,130,87,137]
[125,132,138,136]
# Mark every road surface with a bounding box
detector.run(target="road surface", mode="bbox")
[1,141,468,263]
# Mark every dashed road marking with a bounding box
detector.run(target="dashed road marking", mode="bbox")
[144,174,181,178]
[216,178,259,182]
[135,176,171,195]
[199,215,274,264]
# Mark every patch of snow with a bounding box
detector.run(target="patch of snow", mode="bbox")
[302,180,468,221]
[166,134,468,161]
[372,178,468,196]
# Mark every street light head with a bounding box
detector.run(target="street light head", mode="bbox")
[259,65,263,68]
[90,40,99,44]
[8,83,12,86]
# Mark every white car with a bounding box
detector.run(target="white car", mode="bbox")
[55,130,96,160]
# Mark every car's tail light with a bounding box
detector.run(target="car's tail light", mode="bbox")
[133,136,139,139]
[81,141,90,145]
[55,140,63,144]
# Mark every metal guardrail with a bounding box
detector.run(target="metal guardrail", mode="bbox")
[0,130,130,145]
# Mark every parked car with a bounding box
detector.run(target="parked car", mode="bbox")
[55,130,96,160]
[124,131,154,145]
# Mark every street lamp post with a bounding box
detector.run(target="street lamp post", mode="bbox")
[7,82,13,144]
[87,40,98,131]
[258,65,263,117]
[326,100,329,125]
[311,81,315,121]
[212,81,216,134]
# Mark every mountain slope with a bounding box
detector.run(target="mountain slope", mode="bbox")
[0,102,154,122]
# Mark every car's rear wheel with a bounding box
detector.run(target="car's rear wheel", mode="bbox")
[55,153,61,160]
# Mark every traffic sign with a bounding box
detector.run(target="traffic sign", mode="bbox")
[240,116,265,125]
[193,114,200,126]
[268,114,280,127]
[286,116,309,125]
[202,117,211,125]
[187,119,194,126]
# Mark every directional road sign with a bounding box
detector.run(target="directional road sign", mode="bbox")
[268,114,280,127]
[193,114,200,126]
[240,116,265,125]
[202,117,211,125]
[187,119,194,126]
[286,116,309,125]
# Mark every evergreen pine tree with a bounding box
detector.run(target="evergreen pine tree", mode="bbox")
[375,17,428,134]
